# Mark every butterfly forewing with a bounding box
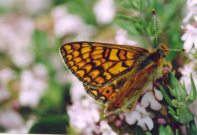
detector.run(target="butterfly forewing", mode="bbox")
[60,42,149,89]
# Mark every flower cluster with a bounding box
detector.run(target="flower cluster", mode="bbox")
[181,0,197,52]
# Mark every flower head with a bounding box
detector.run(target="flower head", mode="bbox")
[181,24,197,51]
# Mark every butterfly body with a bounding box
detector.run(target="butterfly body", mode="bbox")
[60,42,168,113]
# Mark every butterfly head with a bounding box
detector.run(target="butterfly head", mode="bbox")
[156,44,169,58]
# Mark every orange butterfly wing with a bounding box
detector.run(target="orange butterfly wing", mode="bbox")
[83,60,161,113]
[59,42,149,89]
[106,60,160,112]
[83,77,127,104]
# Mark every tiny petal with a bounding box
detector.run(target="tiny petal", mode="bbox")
[137,121,147,130]
[141,91,162,110]
[141,93,150,108]
[138,116,154,130]
[124,111,141,125]
[181,24,197,51]
[154,89,163,101]
[158,118,166,125]
[114,120,122,127]
[100,120,118,135]
[136,104,150,116]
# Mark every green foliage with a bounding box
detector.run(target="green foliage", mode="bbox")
[53,0,67,5]
[186,120,197,135]
[135,125,176,135]
[159,125,174,135]
[29,115,69,134]
[115,0,185,60]
[31,29,71,129]
[135,126,146,135]
[65,0,97,25]
[160,73,197,125]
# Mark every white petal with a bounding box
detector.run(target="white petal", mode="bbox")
[184,35,193,50]
[141,91,161,110]
[154,89,163,101]
[137,120,147,130]
[124,111,141,125]
[140,116,154,130]
[181,33,189,41]
[141,93,150,108]
[0,108,24,129]
[100,120,118,135]
[136,104,150,115]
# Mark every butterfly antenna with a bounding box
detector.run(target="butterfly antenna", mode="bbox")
[168,48,185,52]
[152,8,159,47]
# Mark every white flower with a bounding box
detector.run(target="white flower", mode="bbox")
[0,108,24,130]
[67,76,100,135]
[19,64,48,108]
[100,120,118,135]
[179,61,197,117]
[115,29,138,45]
[0,15,35,68]
[179,60,197,94]
[181,24,197,51]
[68,98,100,135]
[94,0,116,24]
[124,104,154,130]
[141,91,162,111]
[68,76,87,103]
[52,6,95,39]
[183,0,197,24]
[0,0,51,15]
[7,118,34,133]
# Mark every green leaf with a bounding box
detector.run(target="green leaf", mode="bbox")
[38,82,71,115]
[178,108,193,124]
[169,73,187,101]
[135,126,146,135]
[159,86,175,107]
[66,0,97,25]
[118,0,134,9]
[171,100,185,108]
[175,129,180,135]
[145,131,152,135]
[186,74,197,103]
[167,106,179,122]
[159,125,174,135]
[29,115,69,134]
[186,120,197,135]
[115,15,140,36]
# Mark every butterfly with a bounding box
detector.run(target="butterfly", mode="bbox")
[59,42,169,113]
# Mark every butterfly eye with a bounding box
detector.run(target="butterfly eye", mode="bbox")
[157,49,166,57]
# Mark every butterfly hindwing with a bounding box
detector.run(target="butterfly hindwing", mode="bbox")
[106,60,160,112]
[60,42,149,89]
[83,77,128,104]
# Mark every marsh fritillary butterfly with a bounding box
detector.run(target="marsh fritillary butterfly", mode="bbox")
[60,42,168,113]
